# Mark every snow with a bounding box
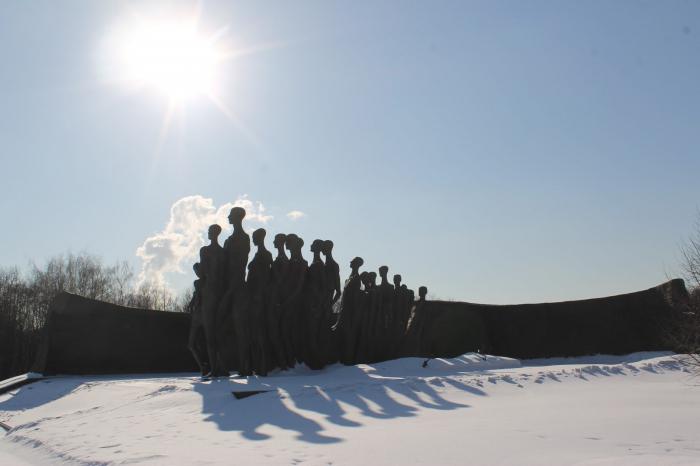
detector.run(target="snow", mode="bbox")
[1,352,699,465]
[0,373,44,397]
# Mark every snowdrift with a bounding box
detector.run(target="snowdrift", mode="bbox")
[1,352,698,465]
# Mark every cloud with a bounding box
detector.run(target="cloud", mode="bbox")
[286,210,306,221]
[136,194,272,288]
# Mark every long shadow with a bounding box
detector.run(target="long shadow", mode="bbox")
[0,378,84,412]
[194,363,484,443]
[193,378,342,444]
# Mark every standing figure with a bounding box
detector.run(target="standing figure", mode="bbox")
[303,239,327,369]
[199,224,227,377]
[391,274,409,356]
[223,207,251,293]
[188,263,210,376]
[218,207,251,373]
[377,266,395,360]
[404,286,429,356]
[320,240,341,365]
[321,241,341,307]
[241,228,273,376]
[280,234,308,368]
[266,233,289,370]
[359,271,380,362]
[336,257,364,365]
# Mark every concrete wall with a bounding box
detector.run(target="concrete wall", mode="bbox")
[31,280,687,374]
[32,292,198,375]
[412,279,688,359]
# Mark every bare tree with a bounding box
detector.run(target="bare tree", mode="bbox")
[668,214,700,369]
[0,252,187,380]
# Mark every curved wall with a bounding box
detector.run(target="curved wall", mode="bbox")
[31,280,687,374]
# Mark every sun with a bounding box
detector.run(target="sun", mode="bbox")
[101,7,280,153]
[115,17,223,102]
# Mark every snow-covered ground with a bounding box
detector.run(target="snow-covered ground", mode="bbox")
[1,352,699,465]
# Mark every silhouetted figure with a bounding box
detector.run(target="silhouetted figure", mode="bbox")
[368,272,378,289]
[303,239,327,369]
[199,224,226,377]
[404,286,429,357]
[321,241,341,307]
[320,240,341,365]
[376,266,395,359]
[407,286,416,305]
[358,270,381,362]
[218,207,250,374]
[390,273,408,358]
[266,233,289,369]
[336,257,364,364]
[188,263,210,375]
[236,228,272,376]
[280,234,308,368]
[392,274,404,328]
[223,207,251,293]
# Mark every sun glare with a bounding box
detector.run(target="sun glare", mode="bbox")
[101,8,277,154]
[114,18,223,102]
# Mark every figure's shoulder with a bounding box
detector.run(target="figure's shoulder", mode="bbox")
[233,231,250,243]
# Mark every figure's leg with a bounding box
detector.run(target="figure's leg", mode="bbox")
[202,302,219,377]
[188,320,206,374]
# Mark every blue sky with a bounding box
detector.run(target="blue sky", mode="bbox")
[1,0,699,304]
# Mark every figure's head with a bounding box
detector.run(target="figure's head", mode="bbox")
[274,233,286,249]
[378,266,388,278]
[321,240,334,255]
[401,284,408,290]
[208,224,222,240]
[228,207,246,225]
[350,256,364,270]
[252,228,266,246]
[360,271,369,286]
[418,286,427,300]
[193,262,201,278]
[285,234,299,252]
[311,239,323,253]
[368,271,377,285]
[393,274,402,287]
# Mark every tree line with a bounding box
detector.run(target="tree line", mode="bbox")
[0,252,188,380]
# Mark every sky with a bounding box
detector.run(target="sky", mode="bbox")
[1,0,699,304]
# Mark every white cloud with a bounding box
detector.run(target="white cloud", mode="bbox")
[286,210,306,221]
[136,194,272,289]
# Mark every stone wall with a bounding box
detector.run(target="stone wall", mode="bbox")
[411,279,688,359]
[32,292,197,375]
[31,280,687,374]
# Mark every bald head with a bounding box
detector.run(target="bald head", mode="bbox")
[228,207,246,225]
[208,224,222,241]
[252,228,266,246]
[418,286,427,301]
[321,240,334,255]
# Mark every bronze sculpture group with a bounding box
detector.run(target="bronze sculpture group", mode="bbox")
[188,207,428,377]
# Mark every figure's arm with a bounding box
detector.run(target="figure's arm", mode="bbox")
[198,248,207,279]
[331,268,341,304]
